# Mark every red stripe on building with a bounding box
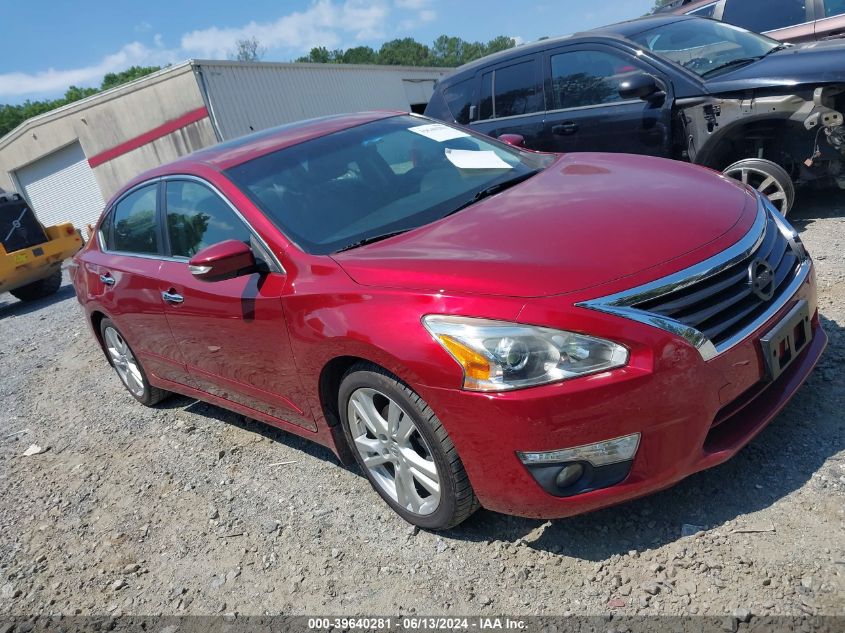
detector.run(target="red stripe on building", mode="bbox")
[87,106,209,168]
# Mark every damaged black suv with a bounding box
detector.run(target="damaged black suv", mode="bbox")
[425,15,845,214]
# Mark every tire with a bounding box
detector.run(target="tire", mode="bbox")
[722,158,796,216]
[10,269,62,301]
[99,318,169,406]
[338,362,479,530]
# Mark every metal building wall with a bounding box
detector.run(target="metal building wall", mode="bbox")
[195,61,448,140]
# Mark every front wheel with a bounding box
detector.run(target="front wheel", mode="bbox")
[723,158,795,216]
[338,363,479,530]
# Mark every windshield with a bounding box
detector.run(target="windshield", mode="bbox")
[630,19,781,78]
[224,115,551,255]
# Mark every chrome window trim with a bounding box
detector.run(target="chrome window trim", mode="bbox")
[577,195,811,361]
[99,174,285,274]
[544,99,645,116]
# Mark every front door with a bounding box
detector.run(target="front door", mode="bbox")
[156,178,315,431]
[540,45,673,157]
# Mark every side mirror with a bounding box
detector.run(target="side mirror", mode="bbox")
[188,240,256,282]
[618,73,663,101]
[499,133,526,148]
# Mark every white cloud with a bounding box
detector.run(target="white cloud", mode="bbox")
[134,21,153,33]
[0,0,434,101]
[181,0,390,58]
[0,41,180,98]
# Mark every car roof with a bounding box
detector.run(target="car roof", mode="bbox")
[439,15,695,84]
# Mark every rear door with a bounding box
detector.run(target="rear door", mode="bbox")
[155,177,314,430]
[82,181,189,385]
[539,44,674,156]
[468,55,547,147]
[815,0,845,38]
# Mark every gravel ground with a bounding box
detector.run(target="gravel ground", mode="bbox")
[0,191,844,622]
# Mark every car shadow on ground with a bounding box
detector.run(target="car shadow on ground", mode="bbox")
[446,313,844,558]
[791,188,845,227]
[0,282,77,319]
[157,395,342,465]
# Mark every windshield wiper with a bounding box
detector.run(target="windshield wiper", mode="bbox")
[765,43,791,56]
[443,169,543,218]
[334,229,411,253]
[701,56,763,78]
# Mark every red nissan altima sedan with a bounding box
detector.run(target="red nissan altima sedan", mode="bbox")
[71,112,826,529]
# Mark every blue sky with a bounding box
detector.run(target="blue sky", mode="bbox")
[1,0,654,104]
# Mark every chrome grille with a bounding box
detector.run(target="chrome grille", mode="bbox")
[578,196,811,361]
[630,213,800,347]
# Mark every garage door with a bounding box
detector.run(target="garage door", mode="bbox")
[14,141,105,230]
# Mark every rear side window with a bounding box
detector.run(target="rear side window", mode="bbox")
[165,180,251,258]
[722,0,807,32]
[824,0,845,17]
[112,185,159,255]
[443,79,474,125]
[477,60,543,120]
[550,50,646,110]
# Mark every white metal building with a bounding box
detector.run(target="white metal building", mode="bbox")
[0,60,448,231]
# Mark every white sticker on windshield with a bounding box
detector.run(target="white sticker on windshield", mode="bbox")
[408,123,470,142]
[444,148,513,170]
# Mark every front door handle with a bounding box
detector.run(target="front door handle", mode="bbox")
[161,290,184,304]
[99,274,115,286]
[552,122,579,136]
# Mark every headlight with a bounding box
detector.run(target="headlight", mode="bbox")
[422,315,628,392]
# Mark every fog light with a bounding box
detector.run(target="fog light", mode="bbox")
[554,463,584,489]
[517,433,640,467]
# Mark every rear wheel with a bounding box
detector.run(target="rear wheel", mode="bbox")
[723,158,795,215]
[10,269,62,301]
[99,318,169,406]
[338,362,479,530]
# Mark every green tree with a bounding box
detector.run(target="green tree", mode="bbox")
[651,0,674,11]
[342,46,378,65]
[377,38,433,66]
[100,65,161,90]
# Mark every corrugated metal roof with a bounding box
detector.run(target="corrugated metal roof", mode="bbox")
[193,60,449,140]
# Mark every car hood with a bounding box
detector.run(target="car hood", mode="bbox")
[332,153,756,298]
[705,39,845,93]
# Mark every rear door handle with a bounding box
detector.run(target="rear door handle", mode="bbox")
[552,122,579,136]
[99,274,115,286]
[161,290,184,304]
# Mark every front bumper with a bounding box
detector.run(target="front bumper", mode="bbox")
[417,268,826,519]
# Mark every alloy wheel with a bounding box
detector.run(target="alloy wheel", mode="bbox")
[103,326,145,398]
[723,164,790,214]
[347,387,441,516]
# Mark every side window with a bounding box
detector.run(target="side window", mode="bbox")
[165,180,251,258]
[443,79,474,125]
[722,0,807,32]
[688,2,717,17]
[550,50,646,110]
[112,185,160,255]
[824,0,845,17]
[477,60,542,121]
[492,60,543,118]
